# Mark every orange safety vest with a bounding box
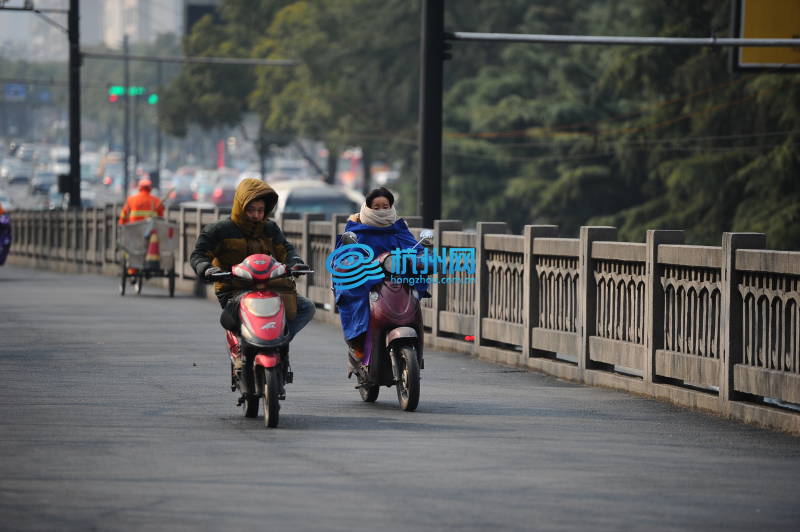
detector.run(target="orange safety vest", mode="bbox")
[119,191,165,225]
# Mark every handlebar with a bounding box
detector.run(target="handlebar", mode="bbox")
[208,268,313,282]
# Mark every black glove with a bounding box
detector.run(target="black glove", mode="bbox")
[204,266,223,280]
[290,262,309,272]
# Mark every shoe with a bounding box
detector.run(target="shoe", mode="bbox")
[346,345,364,378]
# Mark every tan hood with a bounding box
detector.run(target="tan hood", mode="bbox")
[230,178,279,236]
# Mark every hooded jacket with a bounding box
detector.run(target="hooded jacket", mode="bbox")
[190,179,302,300]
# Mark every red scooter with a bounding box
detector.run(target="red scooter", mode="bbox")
[210,254,312,428]
[341,230,433,411]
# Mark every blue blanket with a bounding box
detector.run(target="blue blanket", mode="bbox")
[333,219,429,340]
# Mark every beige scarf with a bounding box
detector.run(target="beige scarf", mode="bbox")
[359,203,398,227]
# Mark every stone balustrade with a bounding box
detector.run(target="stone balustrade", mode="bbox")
[7,206,799,434]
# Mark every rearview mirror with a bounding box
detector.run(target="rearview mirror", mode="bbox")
[419,229,434,248]
[341,231,358,244]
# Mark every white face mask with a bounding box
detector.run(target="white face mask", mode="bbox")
[359,203,397,227]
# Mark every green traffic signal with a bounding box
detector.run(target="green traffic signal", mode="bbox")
[106,85,150,96]
[106,85,158,104]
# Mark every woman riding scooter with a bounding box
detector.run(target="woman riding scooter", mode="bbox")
[335,187,430,374]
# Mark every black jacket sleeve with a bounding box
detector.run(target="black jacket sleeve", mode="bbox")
[190,222,219,277]
[269,221,303,267]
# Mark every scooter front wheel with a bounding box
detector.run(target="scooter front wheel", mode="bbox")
[262,368,280,428]
[396,345,420,411]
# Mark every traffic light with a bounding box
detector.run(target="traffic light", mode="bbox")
[106,85,158,104]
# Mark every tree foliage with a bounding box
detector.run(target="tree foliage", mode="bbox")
[160,0,800,249]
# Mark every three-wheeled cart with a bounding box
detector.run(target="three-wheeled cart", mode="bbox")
[117,218,179,296]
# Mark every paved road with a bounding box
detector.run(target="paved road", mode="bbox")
[1,265,799,532]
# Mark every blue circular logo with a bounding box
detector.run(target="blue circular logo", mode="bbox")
[326,244,385,290]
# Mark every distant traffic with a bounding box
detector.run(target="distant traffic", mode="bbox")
[0,142,371,219]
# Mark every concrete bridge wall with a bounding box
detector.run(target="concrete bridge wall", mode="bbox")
[7,205,800,435]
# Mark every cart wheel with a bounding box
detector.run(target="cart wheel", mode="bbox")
[120,260,127,296]
[168,270,176,297]
[136,273,143,295]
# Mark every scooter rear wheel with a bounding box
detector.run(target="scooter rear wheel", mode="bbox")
[359,383,379,402]
[119,261,127,296]
[262,368,280,428]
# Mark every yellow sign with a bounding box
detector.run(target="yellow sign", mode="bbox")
[738,0,800,67]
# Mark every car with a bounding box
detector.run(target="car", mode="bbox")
[190,170,217,203]
[270,180,364,220]
[210,174,238,207]
[2,159,31,186]
[30,169,57,195]
[8,173,30,186]
[162,175,195,206]
[50,146,70,175]
[265,159,308,181]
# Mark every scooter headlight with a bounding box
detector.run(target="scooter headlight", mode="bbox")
[242,297,280,317]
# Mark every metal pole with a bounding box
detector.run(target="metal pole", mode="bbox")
[123,35,130,200]
[450,32,800,47]
[418,0,444,227]
[67,0,81,208]
[133,92,139,170]
[155,61,162,188]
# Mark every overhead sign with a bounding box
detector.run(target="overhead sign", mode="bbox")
[735,0,800,70]
[3,83,27,102]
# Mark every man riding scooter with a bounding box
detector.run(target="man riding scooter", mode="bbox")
[190,178,315,371]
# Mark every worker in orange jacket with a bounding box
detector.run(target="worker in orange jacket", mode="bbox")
[119,178,164,225]
[119,178,165,275]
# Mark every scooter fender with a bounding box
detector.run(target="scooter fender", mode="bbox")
[385,326,418,348]
[255,353,280,368]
